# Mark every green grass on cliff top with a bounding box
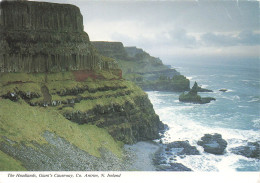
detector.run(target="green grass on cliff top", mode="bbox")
[0,99,123,164]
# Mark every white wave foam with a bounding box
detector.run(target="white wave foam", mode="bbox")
[241,80,251,82]
[238,105,248,108]
[248,97,260,103]
[226,89,235,93]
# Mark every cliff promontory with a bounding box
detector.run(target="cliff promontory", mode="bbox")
[0,1,164,171]
[92,41,190,92]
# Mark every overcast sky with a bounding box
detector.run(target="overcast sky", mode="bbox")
[13,0,260,63]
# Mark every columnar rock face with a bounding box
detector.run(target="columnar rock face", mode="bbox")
[0,1,84,32]
[0,1,113,73]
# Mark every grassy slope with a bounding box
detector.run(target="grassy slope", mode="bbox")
[0,99,123,170]
[0,150,26,171]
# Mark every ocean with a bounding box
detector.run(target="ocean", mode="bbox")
[147,59,260,171]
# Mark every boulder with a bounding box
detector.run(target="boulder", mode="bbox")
[231,141,260,159]
[166,141,200,155]
[197,133,227,155]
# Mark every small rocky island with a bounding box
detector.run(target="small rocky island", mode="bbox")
[179,82,216,104]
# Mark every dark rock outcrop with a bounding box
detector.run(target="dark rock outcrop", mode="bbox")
[231,141,260,159]
[197,133,227,155]
[166,141,200,155]
[179,82,215,104]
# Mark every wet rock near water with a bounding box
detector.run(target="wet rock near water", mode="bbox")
[198,133,227,155]
[231,141,260,159]
[153,141,194,171]
[156,163,192,171]
[166,141,200,155]
[179,82,215,104]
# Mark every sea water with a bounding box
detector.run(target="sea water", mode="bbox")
[147,59,260,171]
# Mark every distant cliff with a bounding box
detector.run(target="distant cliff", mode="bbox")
[92,41,190,92]
[0,1,117,73]
[92,41,129,60]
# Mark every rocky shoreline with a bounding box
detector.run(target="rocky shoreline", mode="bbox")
[125,133,260,171]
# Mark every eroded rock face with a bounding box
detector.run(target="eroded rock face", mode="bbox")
[0,1,116,73]
[197,133,227,155]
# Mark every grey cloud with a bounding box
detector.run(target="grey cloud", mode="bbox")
[167,29,197,47]
[32,1,260,32]
[201,31,260,46]
[111,28,197,48]
[238,31,260,45]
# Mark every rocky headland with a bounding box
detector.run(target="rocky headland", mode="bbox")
[0,1,164,171]
[92,42,190,92]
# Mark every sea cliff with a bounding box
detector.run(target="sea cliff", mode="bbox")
[0,1,164,171]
